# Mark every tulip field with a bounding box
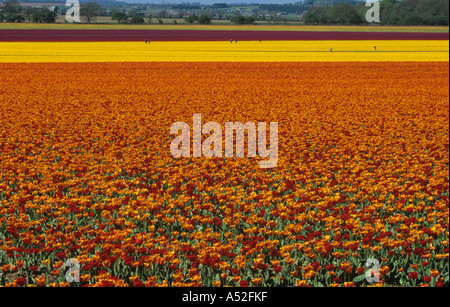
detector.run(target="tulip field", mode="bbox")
[0,27,449,288]
[0,40,449,62]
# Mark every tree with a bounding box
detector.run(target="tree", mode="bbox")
[401,14,424,25]
[377,0,449,25]
[299,0,450,25]
[230,15,246,24]
[230,15,255,25]
[303,6,329,24]
[31,9,57,23]
[80,2,101,24]
[5,14,24,23]
[327,2,362,24]
[198,14,212,24]
[22,7,39,23]
[379,0,399,24]
[111,12,128,24]
[0,13,5,23]
[184,14,198,24]
[3,0,22,15]
[130,15,145,24]
[43,11,56,23]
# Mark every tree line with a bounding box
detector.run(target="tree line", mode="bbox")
[303,0,449,25]
[0,0,59,23]
[259,1,361,14]
[0,0,213,25]
[0,0,103,24]
[2,0,448,26]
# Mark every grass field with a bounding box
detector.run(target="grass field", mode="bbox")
[0,21,448,33]
[0,40,447,62]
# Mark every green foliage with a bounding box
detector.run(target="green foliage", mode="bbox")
[0,1,58,24]
[303,6,330,24]
[184,14,198,24]
[328,2,363,24]
[198,14,212,25]
[230,15,256,25]
[130,16,145,25]
[304,4,363,25]
[303,0,449,25]
[31,10,57,24]
[21,7,37,23]
[80,2,102,24]
[383,0,450,26]
[5,13,24,23]
[3,0,22,15]
[111,12,128,24]
[184,14,212,25]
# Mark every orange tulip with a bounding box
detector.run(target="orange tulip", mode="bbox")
[80,274,91,283]
[430,270,439,278]
[251,278,262,286]
[35,276,46,287]
[0,61,448,289]
[145,276,158,287]
[380,266,390,275]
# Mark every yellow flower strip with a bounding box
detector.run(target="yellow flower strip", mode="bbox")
[0,40,447,63]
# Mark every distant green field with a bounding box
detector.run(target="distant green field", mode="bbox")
[0,21,448,33]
